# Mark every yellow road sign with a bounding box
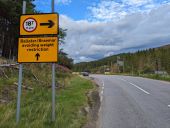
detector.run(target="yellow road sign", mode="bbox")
[20,13,59,35]
[18,37,58,63]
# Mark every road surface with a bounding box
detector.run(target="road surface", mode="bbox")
[91,75,170,128]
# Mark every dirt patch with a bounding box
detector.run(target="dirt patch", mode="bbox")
[83,83,100,128]
[0,85,17,104]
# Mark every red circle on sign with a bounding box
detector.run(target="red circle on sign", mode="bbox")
[23,17,37,33]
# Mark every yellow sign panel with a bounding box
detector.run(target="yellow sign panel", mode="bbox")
[18,37,58,63]
[20,13,59,35]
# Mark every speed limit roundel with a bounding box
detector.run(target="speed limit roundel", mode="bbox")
[23,18,37,32]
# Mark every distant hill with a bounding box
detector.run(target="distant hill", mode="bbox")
[157,44,170,49]
[74,44,170,74]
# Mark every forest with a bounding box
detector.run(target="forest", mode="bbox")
[0,0,35,59]
[74,45,170,75]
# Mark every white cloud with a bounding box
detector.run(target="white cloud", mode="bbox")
[88,1,125,21]
[88,0,170,22]
[104,52,115,57]
[123,0,152,6]
[77,56,95,63]
[55,0,72,5]
[60,4,170,63]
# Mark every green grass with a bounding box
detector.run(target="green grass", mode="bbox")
[140,74,170,82]
[107,72,170,82]
[0,73,94,128]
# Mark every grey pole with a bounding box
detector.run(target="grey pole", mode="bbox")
[51,0,56,122]
[16,64,23,123]
[22,1,26,14]
[16,1,26,124]
[52,0,55,12]
[52,63,56,121]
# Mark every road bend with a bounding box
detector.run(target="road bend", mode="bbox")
[91,75,170,128]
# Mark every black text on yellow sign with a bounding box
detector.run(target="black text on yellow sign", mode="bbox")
[18,37,58,63]
[20,13,59,35]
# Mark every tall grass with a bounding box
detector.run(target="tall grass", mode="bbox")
[0,64,94,128]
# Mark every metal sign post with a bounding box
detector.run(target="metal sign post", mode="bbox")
[52,63,56,121]
[51,0,56,122]
[16,0,58,123]
[16,0,26,124]
[16,64,23,124]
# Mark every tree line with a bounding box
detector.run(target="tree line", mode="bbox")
[0,0,35,59]
[74,45,170,74]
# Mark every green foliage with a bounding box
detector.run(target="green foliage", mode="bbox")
[0,0,35,21]
[74,45,170,75]
[58,51,73,69]
[59,28,67,45]
[0,67,94,128]
[141,74,170,82]
[0,0,36,58]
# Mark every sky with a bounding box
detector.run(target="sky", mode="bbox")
[34,0,170,63]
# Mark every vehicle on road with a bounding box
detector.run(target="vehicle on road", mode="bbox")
[81,72,89,76]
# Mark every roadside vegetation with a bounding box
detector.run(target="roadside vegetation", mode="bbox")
[74,45,170,82]
[0,62,95,128]
[0,1,95,127]
[139,74,170,82]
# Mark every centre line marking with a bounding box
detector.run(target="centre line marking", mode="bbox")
[118,78,127,82]
[118,78,150,95]
[129,82,150,95]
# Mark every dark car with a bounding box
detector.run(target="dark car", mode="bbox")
[81,72,89,76]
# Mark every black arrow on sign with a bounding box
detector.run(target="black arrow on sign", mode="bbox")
[35,53,40,61]
[40,20,55,28]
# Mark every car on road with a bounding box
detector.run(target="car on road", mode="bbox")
[81,72,89,76]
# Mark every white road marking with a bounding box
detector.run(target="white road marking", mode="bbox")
[102,80,105,87]
[100,80,105,102]
[118,78,150,95]
[100,90,103,102]
[129,82,150,95]
[168,105,170,107]
[101,90,104,94]
[118,78,128,82]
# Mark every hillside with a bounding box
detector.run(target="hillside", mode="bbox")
[74,44,170,75]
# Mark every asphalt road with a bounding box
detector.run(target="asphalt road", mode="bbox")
[91,75,170,128]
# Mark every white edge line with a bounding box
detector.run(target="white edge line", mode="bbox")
[129,82,150,95]
[102,80,104,87]
[100,80,104,102]
[100,96,103,102]
[100,90,103,102]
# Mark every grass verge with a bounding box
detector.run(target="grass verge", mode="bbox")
[139,74,170,82]
[0,65,95,128]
